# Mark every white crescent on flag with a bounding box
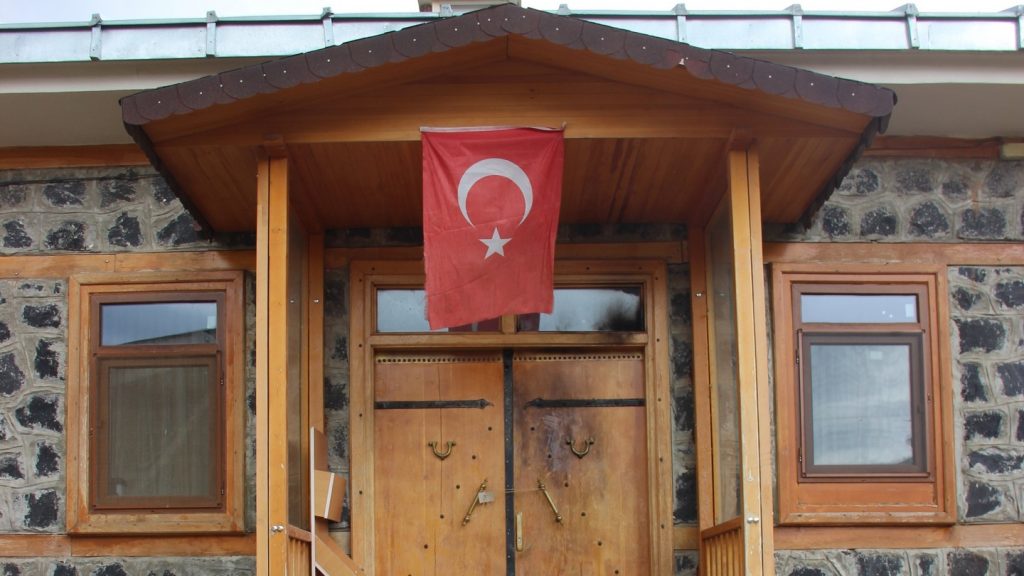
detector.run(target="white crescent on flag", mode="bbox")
[456,158,534,226]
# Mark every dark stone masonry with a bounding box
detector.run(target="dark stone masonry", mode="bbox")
[962,365,989,401]
[767,159,1024,243]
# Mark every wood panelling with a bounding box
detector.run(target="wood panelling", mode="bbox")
[758,136,859,223]
[156,145,259,232]
[0,145,148,169]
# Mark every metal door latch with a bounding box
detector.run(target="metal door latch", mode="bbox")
[462,479,490,525]
[516,512,524,552]
[537,479,563,523]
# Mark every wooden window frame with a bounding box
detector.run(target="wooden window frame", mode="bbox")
[772,265,956,525]
[67,272,245,534]
[348,259,675,575]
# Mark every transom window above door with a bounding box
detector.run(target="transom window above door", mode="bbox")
[375,285,645,333]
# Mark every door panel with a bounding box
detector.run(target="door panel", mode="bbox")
[374,354,504,576]
[513,352,649,576]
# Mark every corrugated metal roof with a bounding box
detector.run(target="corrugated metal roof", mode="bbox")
[1,4,1022,64]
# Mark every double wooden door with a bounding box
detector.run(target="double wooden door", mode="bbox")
[373,350,649,575]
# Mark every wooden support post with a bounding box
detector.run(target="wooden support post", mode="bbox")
[255,155,271,576]
[725,147,774,576]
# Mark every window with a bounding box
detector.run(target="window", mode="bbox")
[772,267,955,525]
[374,285,644,333]
[68,273,245,533]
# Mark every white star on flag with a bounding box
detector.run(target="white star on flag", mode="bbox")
[480,227,511,259]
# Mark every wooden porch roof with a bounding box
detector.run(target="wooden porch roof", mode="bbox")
[120,4,895,234]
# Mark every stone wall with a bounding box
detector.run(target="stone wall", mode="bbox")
[0,167,256,574]
[950,266,1024,523]
[0,167,252,254]
[775,158,1024,576]
[0,279,66,533]
[776,548,1023,576]
[767,159,1024,243]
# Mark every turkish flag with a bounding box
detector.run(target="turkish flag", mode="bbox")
[422,127,564,330]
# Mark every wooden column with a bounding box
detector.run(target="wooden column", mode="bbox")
[255,154,271,576]
[725,147,775,576]
[257,153,311,575]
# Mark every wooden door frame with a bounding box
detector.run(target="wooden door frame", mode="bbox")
[348,258,674,575]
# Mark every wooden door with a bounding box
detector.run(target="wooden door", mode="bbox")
[373,353,505,575]
[513,351,650,576]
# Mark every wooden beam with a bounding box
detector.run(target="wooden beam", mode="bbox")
[774,524,1024,550]
[0,145,148,169]
[323,242,686,269]
[864,136,1003,159]
[0,534,255,557]
[673,526,699,551]
[764,242,1024,266]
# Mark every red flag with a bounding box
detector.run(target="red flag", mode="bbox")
[422,127,564,330]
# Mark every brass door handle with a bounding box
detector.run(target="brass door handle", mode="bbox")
[462,479,489,525]
[567,437,594,459]
[428,440,455,460]
[537,479,563,523]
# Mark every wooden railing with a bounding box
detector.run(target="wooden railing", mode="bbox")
[700,517,745,576]
[286,525,312,576]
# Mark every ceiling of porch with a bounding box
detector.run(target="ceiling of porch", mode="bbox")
[121,5,893,233]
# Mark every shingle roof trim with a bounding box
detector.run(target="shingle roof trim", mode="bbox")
[120,4,895,126]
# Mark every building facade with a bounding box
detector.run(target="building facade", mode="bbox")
[0,3,1022,575]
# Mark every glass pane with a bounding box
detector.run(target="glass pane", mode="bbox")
[105,363,214,500]
[809,343,914,466]
[517,287,643,332]
[101,302,218,345]
[376,289,499,333]
[801,294,917,324]
[708,209,741,522]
